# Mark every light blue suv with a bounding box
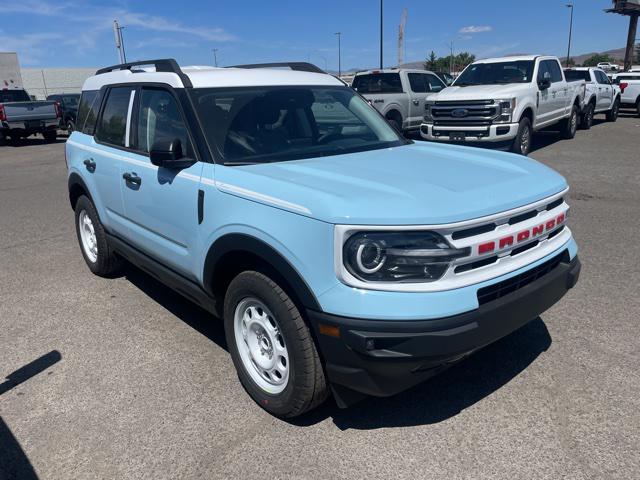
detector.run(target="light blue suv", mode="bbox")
[66,59,581,417]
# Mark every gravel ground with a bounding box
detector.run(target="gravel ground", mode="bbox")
[1,112,639,479]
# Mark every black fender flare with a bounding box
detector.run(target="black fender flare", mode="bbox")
[68,172,92,209]
[202,233,321,311]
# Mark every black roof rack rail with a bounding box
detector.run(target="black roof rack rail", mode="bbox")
[229,62,326,74]
[95,58,193,88]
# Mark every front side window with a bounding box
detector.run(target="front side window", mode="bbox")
[545,60,563,83]
[595,71,610,84]
[96,87,134,147]
[189,86,407,164]
[352,73,403,94]
[426,74,446,92]
[455,61,534,86]
[408,73,427,93]
[136,88,194,157]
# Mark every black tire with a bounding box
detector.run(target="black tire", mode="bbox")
[605,98,620,122]
[560,105,578,140]
[43,130,57,143]
[74,195,123,276]
[0,132,6,146]
[580,103,594,130]
[66,120,76,133]
[224,271,328,418]
[385,113,402,133]
[510,117,532,156]
[636,99,640,118]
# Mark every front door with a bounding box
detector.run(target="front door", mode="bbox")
[119,86,203,278]
[595,70,613,111]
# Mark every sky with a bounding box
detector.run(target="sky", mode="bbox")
[1,0,633,71]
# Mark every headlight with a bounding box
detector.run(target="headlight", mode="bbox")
[424,101,434,122]
[343,231,470,283]
[494,97,516,123]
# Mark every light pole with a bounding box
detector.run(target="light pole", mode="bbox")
[379,0,383,69]
[212,48,219,67]
[566,3,574,67]
[113,20,127,63]
[335,32,342,77]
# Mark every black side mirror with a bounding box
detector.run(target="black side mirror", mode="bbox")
[538,72,551,90]
[149,138,194,169]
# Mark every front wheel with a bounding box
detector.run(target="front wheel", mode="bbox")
[66,120,76,133]
[510,117,532,156]
[580,103,594,130]
[560,106,578,140]
[605,98,620,122]
[636,99,640,118]
[224,271,328,418]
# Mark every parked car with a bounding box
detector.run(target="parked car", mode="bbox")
[47,93,80,132]
[612,72,640,116]
[597,62,619,72]
[0,89,61,143]
[66,59,580,418]
[564,67,621,129]
[434,71,454,86]
[421,55,586,156]
[351,68,447,133]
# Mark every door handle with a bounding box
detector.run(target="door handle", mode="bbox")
[412,99,420,105]
[83,158,96,171]
[122,172,141,186]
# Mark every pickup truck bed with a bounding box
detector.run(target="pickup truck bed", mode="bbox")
[0,89,60,143]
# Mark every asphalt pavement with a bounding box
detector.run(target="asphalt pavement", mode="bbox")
[1,112,639,479]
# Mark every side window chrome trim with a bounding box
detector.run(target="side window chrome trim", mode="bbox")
[125,89,136,148]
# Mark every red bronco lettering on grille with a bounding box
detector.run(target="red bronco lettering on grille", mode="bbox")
[477,213,566,255]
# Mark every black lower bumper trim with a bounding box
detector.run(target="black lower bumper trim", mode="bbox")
[308,254,580,400]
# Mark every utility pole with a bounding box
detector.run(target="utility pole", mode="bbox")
[566,3,574,67]
[212,48,219,67]
[113,20,127,63]
[447,41,454,74]
[335,32,342,77]
[379,0,384,68]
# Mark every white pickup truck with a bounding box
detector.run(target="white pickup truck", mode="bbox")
[351,68,447,133]
[564,67,621,129]
[420,55,585,156]
[612,72,640,116]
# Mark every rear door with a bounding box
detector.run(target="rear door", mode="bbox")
[119,86,203,278]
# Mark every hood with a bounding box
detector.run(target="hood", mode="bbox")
[432,83,530,101]
[214,143,567,226]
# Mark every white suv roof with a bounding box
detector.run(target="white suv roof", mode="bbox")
[82,60,343,91]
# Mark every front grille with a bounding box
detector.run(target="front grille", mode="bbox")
[476,250,568,305]
[430,100,499,124]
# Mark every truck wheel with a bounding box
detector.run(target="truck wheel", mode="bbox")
[43,131,57,143]
[385,113,402,133]
[224,271,328,418]
[510,117,532,156]
[580,103,594,130]
[66,120,76,133]
[636,99,640,117]
[560,105,578,140]
[74,195,123,276]
[0,132,6,146]
[605,98,619,122]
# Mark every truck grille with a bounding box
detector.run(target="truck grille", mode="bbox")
[476,250,569,305]
[430,100,499,123]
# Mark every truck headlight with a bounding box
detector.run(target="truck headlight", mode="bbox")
[494,98,516,123]
[424,101,434,122]
[343,231,469,283]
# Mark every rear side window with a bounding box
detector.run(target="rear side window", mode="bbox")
[595,71,610,84]
[352,73,403,94]
[564,70,590,82]
[77,90,101,135]
[96,87,134,147]
[136,88,194,157]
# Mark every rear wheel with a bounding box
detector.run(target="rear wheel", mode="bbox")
[580,103,594,130]
[385,112,402,133]
[74,195,123,276]
[636,99,640,117]
[560,105,578,140]
[43,130,57,143]
[605,98,620,122]
[66,120,76,133]
[510,117,532,156]
[224,271,328,418]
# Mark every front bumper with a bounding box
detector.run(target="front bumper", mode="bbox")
[420,122,519,143]
[308,252,580,404]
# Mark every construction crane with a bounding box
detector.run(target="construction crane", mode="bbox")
[398,8,407,67]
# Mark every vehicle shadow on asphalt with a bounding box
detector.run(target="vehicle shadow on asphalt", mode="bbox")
[293,317,552,430]
[0,136,66,147]
[0,350,61,480]
[123,264,228,350]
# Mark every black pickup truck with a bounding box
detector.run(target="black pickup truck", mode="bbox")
[0,89,61,143]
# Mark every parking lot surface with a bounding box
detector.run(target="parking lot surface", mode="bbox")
[1,114,639,479]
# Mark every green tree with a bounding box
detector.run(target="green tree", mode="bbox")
[455,52,476,70]
[424,51,437,70]
[582,53,614,67]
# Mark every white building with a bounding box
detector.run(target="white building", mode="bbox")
[21,68,97,99]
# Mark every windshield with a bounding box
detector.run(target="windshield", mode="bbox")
[351,73,403,94]
[454,61,535,86]
[189,86,408,165]
[0,90,31,102]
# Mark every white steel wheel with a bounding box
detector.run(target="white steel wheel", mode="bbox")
[78,210,98,263]
[234,297,289,394]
